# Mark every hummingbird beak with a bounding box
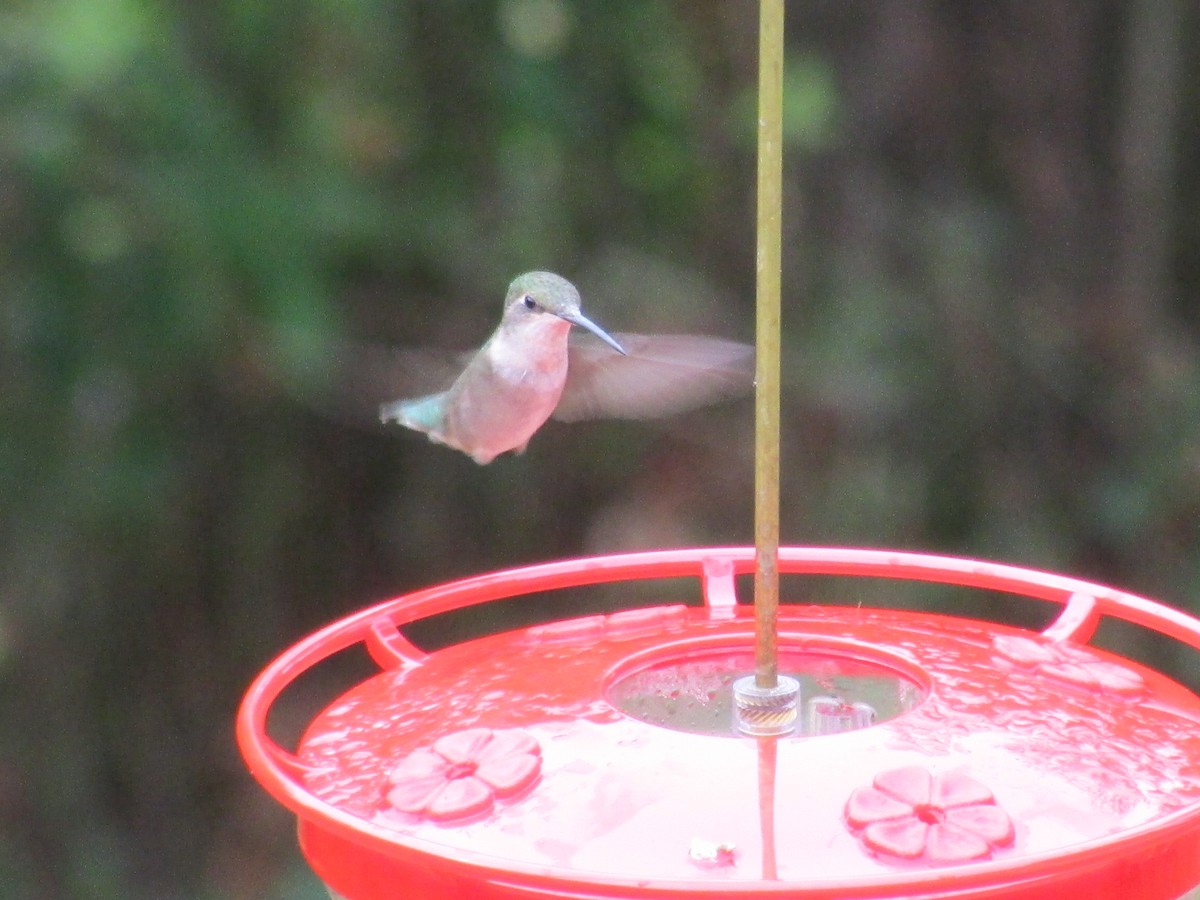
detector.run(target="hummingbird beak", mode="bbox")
[559,311,627,355]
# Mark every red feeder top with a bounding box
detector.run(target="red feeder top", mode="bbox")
[239,548,1200,899]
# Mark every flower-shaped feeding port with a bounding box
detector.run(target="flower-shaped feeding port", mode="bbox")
[386,728,542,822]
[992,635,1145,697]
[845,767,1014,864]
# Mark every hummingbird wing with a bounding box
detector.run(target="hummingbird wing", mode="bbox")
[269,337,474,428]
[340,344,465,408]
[554,333,754,423]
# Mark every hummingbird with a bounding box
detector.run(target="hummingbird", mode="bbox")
[379,271,754,464]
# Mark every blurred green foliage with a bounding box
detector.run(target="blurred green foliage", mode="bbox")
[1,1,1198,897]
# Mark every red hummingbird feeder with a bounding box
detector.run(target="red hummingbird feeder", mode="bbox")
[237,547,1200,899]
[240,6,1200,897]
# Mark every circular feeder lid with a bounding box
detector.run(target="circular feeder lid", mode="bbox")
[238,548,1200,899]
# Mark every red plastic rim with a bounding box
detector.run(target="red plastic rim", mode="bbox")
[237,547,1200,896]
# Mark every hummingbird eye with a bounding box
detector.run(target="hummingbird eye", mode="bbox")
[522,295,538,311]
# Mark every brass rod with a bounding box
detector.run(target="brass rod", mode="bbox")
[754,0,784,689]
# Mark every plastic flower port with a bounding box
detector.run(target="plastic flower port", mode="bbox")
[845,766,1014,864]
[386,728,542,822]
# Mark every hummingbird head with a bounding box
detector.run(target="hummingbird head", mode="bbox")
[503,271,626,355]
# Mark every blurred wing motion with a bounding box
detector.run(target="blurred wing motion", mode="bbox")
[285,339,470,426]
[553,333,754,423]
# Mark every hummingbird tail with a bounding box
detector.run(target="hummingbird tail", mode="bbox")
[380,392,446,434]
